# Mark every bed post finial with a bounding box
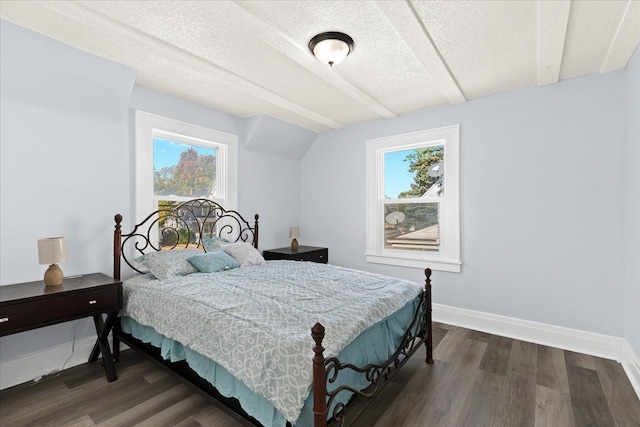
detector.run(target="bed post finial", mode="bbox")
[312,322,327,427]
[253,214,260,249]
[424,268,434,364]
[114,214,122,281]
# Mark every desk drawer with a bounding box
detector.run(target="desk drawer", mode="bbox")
[0,286,119,335]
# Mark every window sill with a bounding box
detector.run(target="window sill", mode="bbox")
[365,253,461,273]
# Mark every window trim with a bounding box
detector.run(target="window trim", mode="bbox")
[365,124,461,273]
[134,111,238,223]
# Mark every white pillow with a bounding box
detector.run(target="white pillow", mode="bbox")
[222,242,265,267]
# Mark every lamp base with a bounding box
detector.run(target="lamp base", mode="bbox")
[291,238,298,252]
[44,264,63,286]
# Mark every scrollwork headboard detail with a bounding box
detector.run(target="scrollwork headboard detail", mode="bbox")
[114,199,259,280]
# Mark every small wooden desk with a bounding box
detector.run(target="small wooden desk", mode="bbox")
[0,273,122,382]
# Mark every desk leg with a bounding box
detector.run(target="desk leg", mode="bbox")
[113,316,121,360]
[88,315,104,363]
[90,312,118,382]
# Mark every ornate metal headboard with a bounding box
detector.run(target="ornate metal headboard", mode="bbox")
[113,198,259,280]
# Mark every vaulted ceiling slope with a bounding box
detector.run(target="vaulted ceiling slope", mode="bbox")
[2,1,639,132]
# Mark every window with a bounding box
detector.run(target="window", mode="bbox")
[366,125,460,272]
[135,111,238,226]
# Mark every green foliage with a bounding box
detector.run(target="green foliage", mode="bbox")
[154,148,216,198]
[153,167,173,195]
[157,200,188,247]
[398,146,444,198]
[159,227,192,247]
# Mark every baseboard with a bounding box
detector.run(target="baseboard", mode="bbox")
[432,303,623,361]
[622,340,640,399]
[0,336,97,390]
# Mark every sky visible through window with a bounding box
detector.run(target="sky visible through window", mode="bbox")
[153,137,217,169]
[384,149,416,199]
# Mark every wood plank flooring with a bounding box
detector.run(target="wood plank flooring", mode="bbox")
[1,323,638,427]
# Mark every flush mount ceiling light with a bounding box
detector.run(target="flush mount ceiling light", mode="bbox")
[308,32,354,67]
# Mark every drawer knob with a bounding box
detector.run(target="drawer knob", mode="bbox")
[89,300,97,305]
[0,317,8,323]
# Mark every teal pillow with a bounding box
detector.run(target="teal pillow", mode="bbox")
[187,250,240,273]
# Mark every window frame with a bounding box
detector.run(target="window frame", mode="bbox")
[365,124,461,272]
[134,111,238,224]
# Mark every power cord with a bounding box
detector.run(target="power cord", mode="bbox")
[31,320,77,385]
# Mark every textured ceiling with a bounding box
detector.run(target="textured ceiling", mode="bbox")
[1,0,639,132]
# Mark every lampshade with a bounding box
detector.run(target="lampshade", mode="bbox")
[38,237,67,265]
[289,227,300,239]
[309,32,354,66]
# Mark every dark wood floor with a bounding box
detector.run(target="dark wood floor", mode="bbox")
[1,323,639,427]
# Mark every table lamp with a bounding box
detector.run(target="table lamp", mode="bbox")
[38,237,67,286]
[289,227,299,252]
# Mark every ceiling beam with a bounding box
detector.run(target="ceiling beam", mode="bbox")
[35,1,345,130]
[376,0,466,105]
[537,0,571,86]
[601,0,640,73]
[231,1,397,120]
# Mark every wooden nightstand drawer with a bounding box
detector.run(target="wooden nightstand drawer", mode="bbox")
[263,246,329,264]
[0,286,119,336]
[289,248,328,263]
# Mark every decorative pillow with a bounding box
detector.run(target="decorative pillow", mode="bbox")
[134,248,202,280]
[221,242,266,267]
[187,251,240,273]
[201,236,231,252]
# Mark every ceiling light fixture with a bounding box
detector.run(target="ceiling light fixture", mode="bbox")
[308,32,354,67]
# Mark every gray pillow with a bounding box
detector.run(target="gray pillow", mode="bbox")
[221,242,265,267]
[135,248,203,279]
[201,236,231,252]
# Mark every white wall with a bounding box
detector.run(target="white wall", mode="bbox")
[0,21,308,385]
[301,71,627,337]
[0,20,135,361]
[624,46,640,357]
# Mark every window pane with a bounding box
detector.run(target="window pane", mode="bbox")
[157,200,220,248]
[384,203,439,251]
[157,200,185,248]
[384,145,444,198]
[153,137,217,198]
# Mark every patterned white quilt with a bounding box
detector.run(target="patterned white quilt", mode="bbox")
[122,260,423,423]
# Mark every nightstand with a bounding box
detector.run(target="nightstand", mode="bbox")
[262,246,328,263]
[0,273,122,382]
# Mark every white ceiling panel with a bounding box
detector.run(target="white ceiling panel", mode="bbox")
[413,0,538,99]
[537,0,571,86]
[561,0,633,79]
[1,0,638,132]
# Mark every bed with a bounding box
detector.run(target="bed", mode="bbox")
[112,199,433,426]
